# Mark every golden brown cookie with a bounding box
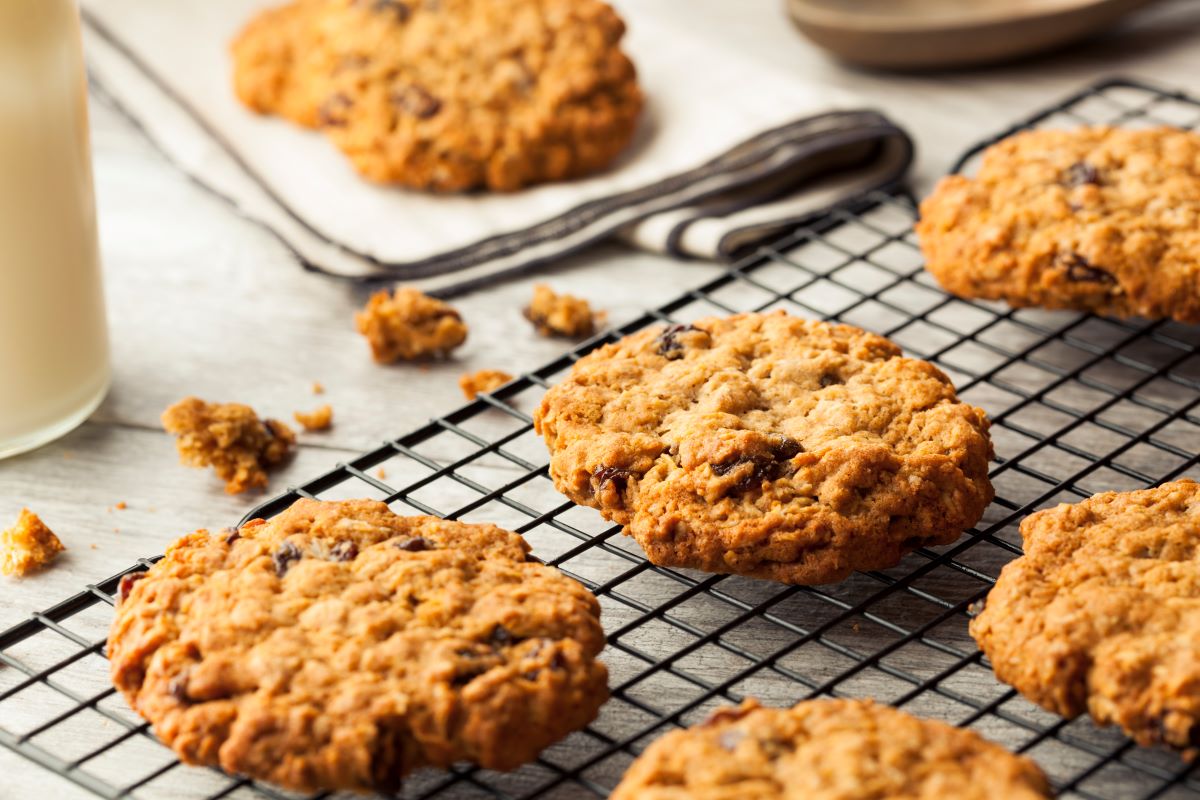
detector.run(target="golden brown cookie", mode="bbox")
[971,479,1200,755]
[232,0,643,192]
[917,126,1200,321]
[161,397,295,494]
[610,698,1051,799]
[534,311,994,584]
[107,498,608,793]
[355,287,467,362]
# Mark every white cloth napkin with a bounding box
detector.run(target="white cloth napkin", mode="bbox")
[79,0,912,294]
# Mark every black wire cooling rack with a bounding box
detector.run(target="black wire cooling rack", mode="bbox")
[5,77,1200,800]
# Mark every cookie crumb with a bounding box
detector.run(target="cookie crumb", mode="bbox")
[524,284,600,338]
[355,287,468,363]
[294,404,334,432]
[459,369,513,400]
[115,501,127,510]
[162,397,296,494]
[376,467,388,480]
[2,509,65,577]
[312,381,325,395]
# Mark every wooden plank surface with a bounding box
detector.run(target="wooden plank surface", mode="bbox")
[3,0,1200,797]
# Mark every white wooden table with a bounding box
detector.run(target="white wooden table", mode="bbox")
[4,0,1200,795]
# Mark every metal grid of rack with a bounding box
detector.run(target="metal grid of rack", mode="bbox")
[3,77,1200,800]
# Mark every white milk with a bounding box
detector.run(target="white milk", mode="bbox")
[0,0,110,458]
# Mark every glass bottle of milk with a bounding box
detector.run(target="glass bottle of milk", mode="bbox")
[0,0,110,458]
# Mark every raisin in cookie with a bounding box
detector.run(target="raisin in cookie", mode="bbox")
[610,698,1051,799]
[232,0,643,192]
[108,499,608,793]
[917,127,1200,322]
[534,311,993,584]
[971,480,1200,755]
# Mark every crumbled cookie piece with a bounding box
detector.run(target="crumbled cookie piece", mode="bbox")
[2,509,65,577]
[917,126,1200,321]
[294,404,334,431]
[162,397,295,494]
[355,287,468,363]
[534,311,994,584]
[312,381,325,395]
[524,285,599,338]
[610,698,1050,799]
[972,479,1200,755]
[459,369,513,400]
[108,498,608,793]
[231,0,642,191]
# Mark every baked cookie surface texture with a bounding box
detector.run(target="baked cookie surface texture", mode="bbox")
[610,698,1052,799]
[232,0,643,191]
[108,499,608,793]
[534,311,994,584]
[972,479,1200,755]
[917,126,1200,321]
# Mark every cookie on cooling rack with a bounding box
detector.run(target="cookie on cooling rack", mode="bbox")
[917,126,1200,322]
[610,698,1051,799]
[533,311,994,584]
[971,479,1200,755]
[107,499,608,793]
[231,0,643,191]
